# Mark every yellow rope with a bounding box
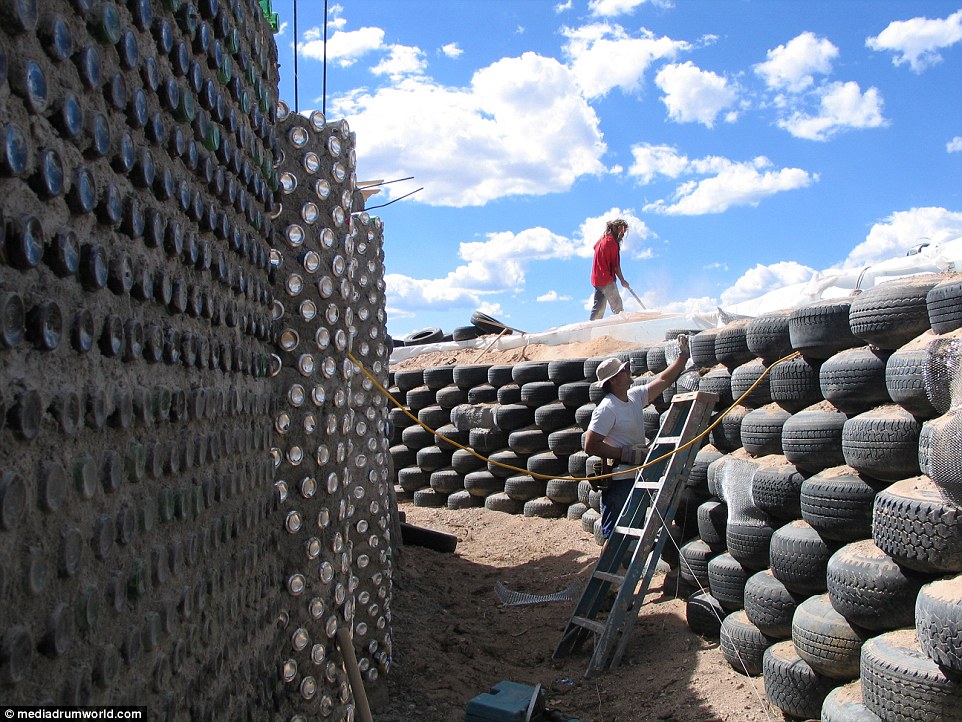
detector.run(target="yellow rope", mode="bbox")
[350,350,801,483]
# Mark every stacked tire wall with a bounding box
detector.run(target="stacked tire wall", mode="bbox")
[388,341,708,547]
[676,275,962,721]
[0,2,395,719]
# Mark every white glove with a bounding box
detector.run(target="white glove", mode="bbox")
[619,444,647,466]
[677,334,690,357]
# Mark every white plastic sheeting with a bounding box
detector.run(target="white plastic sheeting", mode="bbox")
[388,310,711,365]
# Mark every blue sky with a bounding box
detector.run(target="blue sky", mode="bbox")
[271,1,962,339]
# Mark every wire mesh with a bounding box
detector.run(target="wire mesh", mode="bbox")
[714,455,767,526]
[494,580,581,606]
[925,335,962,414]
[923,333,962,504]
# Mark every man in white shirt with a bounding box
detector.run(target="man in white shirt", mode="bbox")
[584,335,691,538]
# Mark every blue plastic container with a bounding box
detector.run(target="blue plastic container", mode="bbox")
[465,680,542,722]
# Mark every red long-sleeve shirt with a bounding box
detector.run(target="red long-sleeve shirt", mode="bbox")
[591,232,621,287]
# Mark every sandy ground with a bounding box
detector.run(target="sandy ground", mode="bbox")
[375,503,778,722]
[378,333,777,721]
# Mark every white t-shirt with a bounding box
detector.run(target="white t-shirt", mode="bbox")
[588,385,651,451]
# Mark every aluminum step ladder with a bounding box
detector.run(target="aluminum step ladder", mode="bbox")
[553,390,718,678]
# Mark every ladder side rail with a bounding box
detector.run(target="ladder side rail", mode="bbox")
[554,392,716,667]
[607,468,694,672]
[603,393,705,602]
[571,535,632,619]
[610,390,705,534]
[604,395,716,670]
[587,510,676,677]
[590,468,690,676]
[591,393,716,675]
[584,398,699,675]
[555,504,652,659]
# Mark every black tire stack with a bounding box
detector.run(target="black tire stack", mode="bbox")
[388,346,675,534]
[398,310,514,347]
[679,274,962,721]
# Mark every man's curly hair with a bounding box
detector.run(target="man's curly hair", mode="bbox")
[605,218,629,236]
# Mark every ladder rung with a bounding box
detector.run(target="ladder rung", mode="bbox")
[593,570,625,585]
[555,391,717,675]
[571,616,606,635]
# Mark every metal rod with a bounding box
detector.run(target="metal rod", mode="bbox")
[360,187,424,211]
[360,176,415,188]
[322,0,328,116]
[292,0,298,112]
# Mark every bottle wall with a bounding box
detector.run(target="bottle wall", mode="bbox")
[0,2,392,719]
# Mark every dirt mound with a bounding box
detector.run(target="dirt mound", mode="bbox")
[390,336,643,371]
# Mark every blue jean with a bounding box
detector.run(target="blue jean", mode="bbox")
[600,477,633,539]
[590,282,623,320]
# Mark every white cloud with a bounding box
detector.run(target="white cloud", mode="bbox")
[628,143,732,183]
[588,0,648,15]
[948,136,962,153]
[751,33,888,143]
[655,61,739,127]
[384,226,582,311]
[300,26,385,66]
[441,42,463,58]
[659,296,720,316]
[323,3,346,31]
[574,208,653,260]
[630,145,816,215]
[477,301,505,319]
[276,21,289,36]
[372,45,427,79]
[555,0,573,12]
[777,81,886,141]
[754,32,839,92]
[628,143,692,183]
[720,261,817,305]
[331,53,606,207]
[867,9,962,72]
[562,23,690,98]
[840,207,962,269]
[537,290,573,302]
[385,273,481,310]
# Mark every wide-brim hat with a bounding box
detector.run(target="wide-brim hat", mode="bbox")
[594,357,627,387]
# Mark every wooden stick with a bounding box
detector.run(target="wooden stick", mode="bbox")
[472,327,509,363]
[627,286,646,310]
[336,627,374,722]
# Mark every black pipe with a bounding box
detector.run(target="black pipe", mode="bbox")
[322,0,328,116]
[292,0,299,112]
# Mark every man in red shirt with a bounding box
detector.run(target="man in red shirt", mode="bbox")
[589,219,631,320]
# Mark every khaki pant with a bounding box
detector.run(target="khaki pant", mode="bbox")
[590,282,623,320]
